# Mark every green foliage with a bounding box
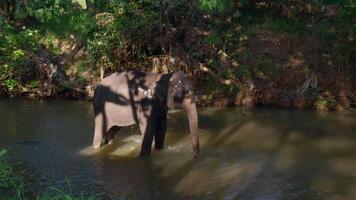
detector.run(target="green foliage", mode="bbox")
[27,80,40,89]
[313,19,337,43]
[256,55,275,76]
[87,0,161,72]
[308,0,351,5]
[87,29,116,60]
[202,33,223,46]
[4,78,20,92]
[0,0,355,109]
[0,149,98,200]
[0,17,42,93]
[42,32,61,54]
[338,1,356,44]
[10,0,95,41]
[39,178,97,200]
[236,65,250,80]
[315,95,336,110]
[40,10,95,42]
[197,0,235,14]
[264,17,307,35]
[0,149,26,200]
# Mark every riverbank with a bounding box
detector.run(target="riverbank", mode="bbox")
[1,1,355,111]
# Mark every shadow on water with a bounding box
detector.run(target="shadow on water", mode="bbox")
[242,109,356,200]
[1,100,356,199]
[141,108,356,200]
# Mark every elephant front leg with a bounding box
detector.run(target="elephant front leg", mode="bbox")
[138,111,157,156]
[155,110,167,150]
[93,113,105,149]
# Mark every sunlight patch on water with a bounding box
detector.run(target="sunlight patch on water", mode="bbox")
[316,137,355,154]
[78,145,97,156]
[172,160,265,197]
[78,135,142,157]
[109,135,141,156]
[329,159,356,178]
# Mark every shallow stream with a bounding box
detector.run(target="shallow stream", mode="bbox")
[0,100,356,200]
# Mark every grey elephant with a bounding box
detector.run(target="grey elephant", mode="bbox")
[92,71,199,157]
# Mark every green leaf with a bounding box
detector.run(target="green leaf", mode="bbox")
[0,149,7,157]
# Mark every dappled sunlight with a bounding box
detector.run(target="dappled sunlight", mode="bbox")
[70,106,356,199]
[330,159,356,178]
[108,136,142,156]
[217,121,285,151]
[274,144,302,170]
[77,134,142,157]
[77,145,97,156]
[315,137,356,154]
[172,162,253,196]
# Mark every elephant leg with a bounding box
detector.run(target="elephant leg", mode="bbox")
[155,110,167,150]
[93,113,105,149]
[105,126,121,145]
[138,111,157,156]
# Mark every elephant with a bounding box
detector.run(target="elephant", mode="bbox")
[92,71,199,157]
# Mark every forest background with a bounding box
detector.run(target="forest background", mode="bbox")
[1,0,355,111]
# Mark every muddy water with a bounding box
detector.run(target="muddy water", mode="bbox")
[1,100,356,200]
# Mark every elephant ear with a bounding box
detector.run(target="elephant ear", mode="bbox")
[137,80,168,101]
[150,80,168,102]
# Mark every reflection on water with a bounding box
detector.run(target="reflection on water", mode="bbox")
[0,100,356,200]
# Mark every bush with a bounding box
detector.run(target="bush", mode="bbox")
[0,17,42,94]
[197,0,235,14]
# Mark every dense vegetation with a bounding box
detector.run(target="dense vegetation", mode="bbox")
[0,0,355,110]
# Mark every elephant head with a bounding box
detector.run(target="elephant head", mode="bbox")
[154,71,199,157]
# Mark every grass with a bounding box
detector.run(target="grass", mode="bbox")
[0,149,98,200]
[38,185,98,200]
[263,17,307,35]
[0,149,26,200]
[202,33,223,46]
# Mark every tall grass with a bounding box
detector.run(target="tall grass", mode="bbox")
[0,149,97,200]
[0,149,26,200]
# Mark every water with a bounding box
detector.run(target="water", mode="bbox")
[0,100,356,200]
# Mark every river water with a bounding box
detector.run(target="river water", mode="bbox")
[0,100,356,200]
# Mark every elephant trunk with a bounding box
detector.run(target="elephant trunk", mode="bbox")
[182,96,199,157]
